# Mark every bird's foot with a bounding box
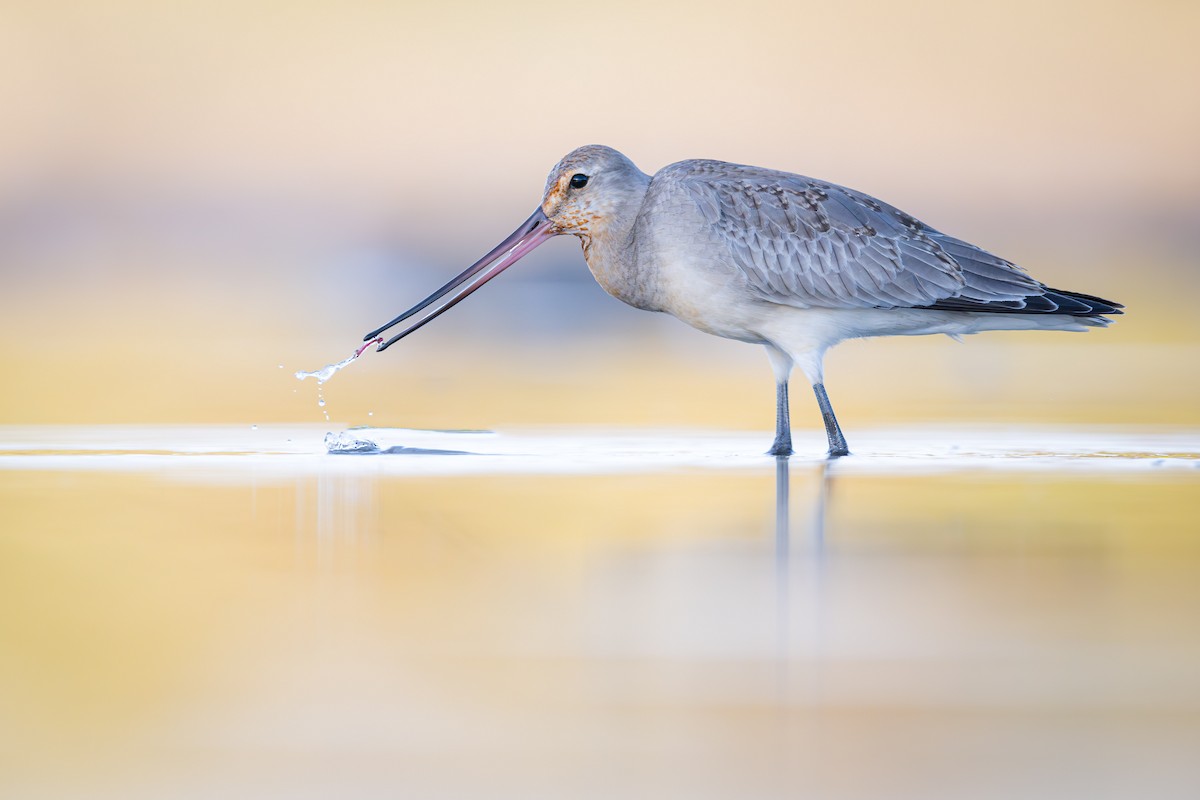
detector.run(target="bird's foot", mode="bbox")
[767,439,793,457]
[826,445,850,459]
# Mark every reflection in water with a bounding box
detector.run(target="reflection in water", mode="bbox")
[775,456,791,683]
[312,472,377,547]
[4,430,1200,799]
[774,456,834,698]
[774,457,832,566]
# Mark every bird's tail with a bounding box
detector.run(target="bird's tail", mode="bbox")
[1040,288,1124,323]
[926,287,1124,326]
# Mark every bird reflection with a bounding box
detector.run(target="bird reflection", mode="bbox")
[773,456,831,566]
[774,456,834,689]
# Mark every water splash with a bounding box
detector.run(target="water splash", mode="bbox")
[324,430,380,454]
[294,337,383,422]
[294,337,382,385]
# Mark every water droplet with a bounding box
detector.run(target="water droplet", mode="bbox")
[251,424,258,431]
[295,352,359,383]
[277,364,284,369]
[368,411,374,417]
[318,398,326,407]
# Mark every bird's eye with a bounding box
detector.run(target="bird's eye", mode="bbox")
[569,173,589,189]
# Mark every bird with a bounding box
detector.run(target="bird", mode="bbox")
[365,145,1122,458]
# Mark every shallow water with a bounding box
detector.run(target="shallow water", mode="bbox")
[2,425,1199,799]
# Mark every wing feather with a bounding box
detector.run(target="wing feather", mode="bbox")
[677,162,1065,312]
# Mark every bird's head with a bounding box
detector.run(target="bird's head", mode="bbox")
[538,145,649,240]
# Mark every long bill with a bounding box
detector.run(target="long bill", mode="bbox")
[364,207,555,351]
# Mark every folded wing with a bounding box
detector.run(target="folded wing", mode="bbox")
[680,162,1119,317]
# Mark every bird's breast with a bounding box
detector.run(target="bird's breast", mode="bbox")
[581,236,665,313]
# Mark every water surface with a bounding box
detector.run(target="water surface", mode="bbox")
[1,425,1198,799]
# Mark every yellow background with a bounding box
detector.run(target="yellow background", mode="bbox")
[1,0,1197,430]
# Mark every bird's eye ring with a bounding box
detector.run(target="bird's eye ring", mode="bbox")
[569,173,589,189]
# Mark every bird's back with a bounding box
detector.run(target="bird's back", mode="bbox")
[640,158,1122,322]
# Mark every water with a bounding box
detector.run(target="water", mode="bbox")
[293,337,383,385]
[293,338,383,424]
[293,353,358,384]
[2,424,1199,799]
[323,430,380,453]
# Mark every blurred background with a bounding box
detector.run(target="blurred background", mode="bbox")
[1,0,1197,430]
[3,3,1200,799]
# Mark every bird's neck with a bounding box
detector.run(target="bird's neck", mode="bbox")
[582,176,660,311]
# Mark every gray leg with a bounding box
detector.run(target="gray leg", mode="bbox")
[767,380,793,456]
[813,382,850,458]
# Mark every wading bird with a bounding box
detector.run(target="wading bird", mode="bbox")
[365,146,1121,457]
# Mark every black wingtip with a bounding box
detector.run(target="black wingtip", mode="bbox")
[924,287,1123,317]
[1046,288,1124,316]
